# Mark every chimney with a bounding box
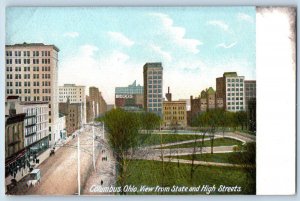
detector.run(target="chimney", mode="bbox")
[165,87,172,101]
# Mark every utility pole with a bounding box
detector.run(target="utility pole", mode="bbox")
[77,133,80,195]
[92,101,96,171]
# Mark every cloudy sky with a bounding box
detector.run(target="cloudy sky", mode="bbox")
[6,7,256,104]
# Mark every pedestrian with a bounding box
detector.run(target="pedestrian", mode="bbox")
[101,180,103,185]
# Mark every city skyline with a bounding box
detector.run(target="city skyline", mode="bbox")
[6,7,256,104]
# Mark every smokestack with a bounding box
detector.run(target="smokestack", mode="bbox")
[165,86,172,101]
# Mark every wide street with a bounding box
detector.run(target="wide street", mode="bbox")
[7,124,111,195]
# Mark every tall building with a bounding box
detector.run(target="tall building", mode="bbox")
[85,95,94,123]
[143,62,163,117]
[244,80,256,111]
[216,72,245,112]
[115,80,144,111]
[58,84,86,123]
[162,87,187,129]
[5,43,60,146]
[89,86,107,117]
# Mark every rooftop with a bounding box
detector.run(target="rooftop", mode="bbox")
[6,42,60,52]
[144,62,163,69]
[223,72,238,77]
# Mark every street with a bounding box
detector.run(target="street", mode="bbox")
[7,124,111,195]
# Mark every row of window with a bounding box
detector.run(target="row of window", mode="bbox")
[227,106,244,110]
[148,89,162,94]
[164,111,185,115]
[148,80,162,84]
[6,74,51,80]
[164,106,185,110]
[148,103,162,108]
[6,58,51,65]
[6,51,51,57]
[227,102,244,106]
[6,66,51,72]
[227,83,244,87]
[227,97,243,101]
[148,94,162,98]
[6,88,51,95]
[148,98,162,103]
[164,116,185,120]
[6,82,51,89]
[227,78,243,82]
[227,93,244,97]
[148,75,162,79]
[148,84,162,89]
[227,88,244,92]
[148,71,162,75]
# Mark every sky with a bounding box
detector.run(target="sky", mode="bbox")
[6,7,256,104]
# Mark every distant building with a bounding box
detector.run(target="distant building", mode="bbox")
[162,87,187,129]
[89,87,107,117]
[5,43,60,146]
[59,100,83,136]
[85,95,94,123]
[244,80,256,111]
[216,72,245,112]
[143,62,163,117]
[189,87,223,126]
[58,84,86,123]
[115,80,144,111]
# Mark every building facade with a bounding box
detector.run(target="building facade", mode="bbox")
[89,87,107,117]
[59,100,82,136]
[5,43,60,146]
[143,62,163,117]
[162,87,187,129]
[58,84,86,123]
[244,80,256,111]
[216,72,245,112]
[115,80,144,111]
[5,96,49,156]
[163,101,187,129]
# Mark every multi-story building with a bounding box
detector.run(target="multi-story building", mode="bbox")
[244,80,256,111]
[59,100,83,136]
[162,88,187,128]
[5,96,49,155]
[5,113,26,184]
[216,72,245,112]
[143,62,163,117]
[58,84,86,123]
[89,87,107,117]
[115,80,144,111]
[5,43,60,146]
[86,95,94,123]
[5,113,26,160]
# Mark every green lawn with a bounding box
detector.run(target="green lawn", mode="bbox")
[169,152,249,165]
[137,134,206,147]
[124,159,255,195]
[159,138,243,149]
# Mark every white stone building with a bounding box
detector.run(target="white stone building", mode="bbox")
[58,84,86,124]
[5,43,60,146]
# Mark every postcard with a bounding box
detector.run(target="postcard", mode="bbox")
[3,6,295,196]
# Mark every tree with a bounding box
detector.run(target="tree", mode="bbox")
[99,108,141,194]
[235,111,248,130]
[229,142,256,194]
